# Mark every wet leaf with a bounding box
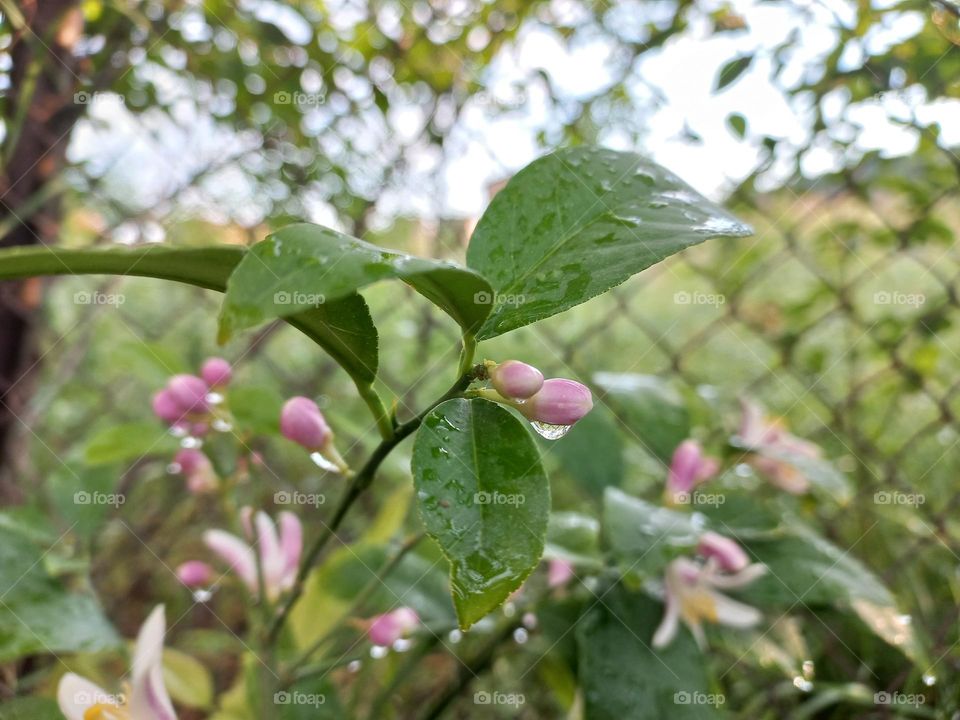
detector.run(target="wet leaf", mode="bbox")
[218,223,493,341]
[745,525,924,662]
[577,584,714,719]
[594,372,690,463]
[412,398,549,628]
[603,488,703,577]
[466,146,751,338]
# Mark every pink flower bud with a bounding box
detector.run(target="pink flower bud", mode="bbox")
[490,360,544,400]
[367,607,420,646]
[201,357,232,388]
[174,449,217,493]
[519,378,593,426]
[697,531,750,573]
[152,389,182,424]
[280,396,331,451]
[666,440,719,499]
[548,558,575,588]
[167,374,210,414]
[176,560,213,587]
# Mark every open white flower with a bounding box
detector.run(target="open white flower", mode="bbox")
[738,399,821,494]
[653,555,766,649]
[57,604,176,720]
[203,509,302,601]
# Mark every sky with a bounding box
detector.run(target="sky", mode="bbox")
[62,0,960,237]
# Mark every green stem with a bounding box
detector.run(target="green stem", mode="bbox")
[266,343,477,645]
[283,532,426,677]
[367,635,440,719]
[417,619,522,720]
[359,382,394,440]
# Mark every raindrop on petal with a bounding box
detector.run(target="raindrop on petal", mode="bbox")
[212,418,233,432]
[181,436,203,449]
[370,645,389,659]
[513,628,529,644]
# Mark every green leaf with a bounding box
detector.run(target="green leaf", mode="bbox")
[727,113,747,138]
[744,525,923,662]
[0,244,378,385]
[163,647,215,709]
[229,385,285,435]
[218,223,493,341]
[0,698,62,720]
[594,373,690,462]
[546,407,624,498]
[466,146,751,338]
[577,584,715,719]
[716,54,753,90]
[545,511,601,565]
[84,421,177,465]
[48,463,119,540]
[0,512,118,662]
[412,398,549,628]
[603,488,701,577]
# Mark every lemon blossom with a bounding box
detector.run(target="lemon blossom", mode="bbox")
[57,605,176,720]
[203,509,302,601]
[653,544,766,649]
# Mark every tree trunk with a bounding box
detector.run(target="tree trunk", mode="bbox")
[0,1,83,500]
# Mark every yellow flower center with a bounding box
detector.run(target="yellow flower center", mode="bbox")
[83,705,130,720]
[681,589,719,624]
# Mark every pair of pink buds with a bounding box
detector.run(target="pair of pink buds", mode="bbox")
[152,357,232,432]
[487,360,593,426]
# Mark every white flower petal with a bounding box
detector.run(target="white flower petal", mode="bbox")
[130,605,178,720]
[709,590,763,628]
[652,590,681,649]
[57,672,112,720]
[204,529,257,591]
[278,511,303,587]
[255,511,285,595]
